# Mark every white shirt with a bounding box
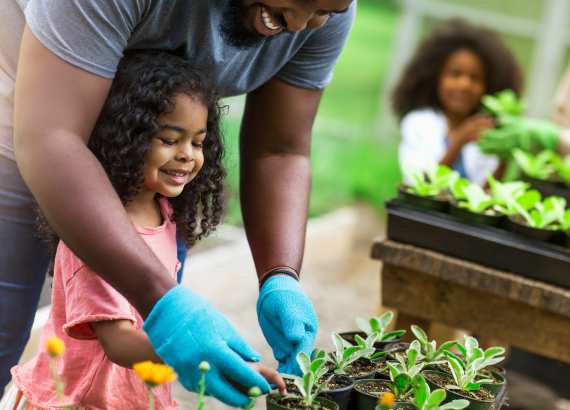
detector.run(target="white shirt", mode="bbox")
[398,108,499,186]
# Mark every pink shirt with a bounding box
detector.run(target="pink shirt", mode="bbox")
[12,198,179,409]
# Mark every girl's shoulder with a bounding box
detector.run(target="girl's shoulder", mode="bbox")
[401,108,446,127]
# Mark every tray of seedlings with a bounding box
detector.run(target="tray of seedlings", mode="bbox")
[266,311,508,410]
[387,165,570,289]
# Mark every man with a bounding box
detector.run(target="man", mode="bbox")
[0,0,355,406]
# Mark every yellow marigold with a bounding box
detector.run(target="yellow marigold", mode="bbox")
[45,337,65,357]
[379,392,395,407]
[133,361,177,387]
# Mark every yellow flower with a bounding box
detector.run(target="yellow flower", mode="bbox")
[45,337,65,357]
[133,361,177,387]
[379,392,395,407]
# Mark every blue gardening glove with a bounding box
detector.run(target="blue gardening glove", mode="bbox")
[144,286,270,407]
[257,275,318,375]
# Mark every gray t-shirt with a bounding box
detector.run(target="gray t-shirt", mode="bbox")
[20,0,355,97]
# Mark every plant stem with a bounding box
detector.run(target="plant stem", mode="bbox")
[148,387,155,410]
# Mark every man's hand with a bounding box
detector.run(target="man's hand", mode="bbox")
[257,275,318,375]
[478,116,560,158]
[144,286,270,407]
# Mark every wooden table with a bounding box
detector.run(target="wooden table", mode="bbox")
[371,239,570,364]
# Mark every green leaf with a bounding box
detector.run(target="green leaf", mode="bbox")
[411,325,428,344]
[354,334,366,347]
[454,343,467,357]
[378,311,394,330]
[484,347,505,360]
[412,374,428,407]
[439,399,470,410]
[426,389,446,407]
[381,330,406,341]
[387,362,400,381]
[297,352,311,375]
[446,355,465,387]
[465,382,481,391]
[369,317,381,334]
[310,358,324,374]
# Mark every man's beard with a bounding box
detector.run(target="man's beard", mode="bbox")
[219,0,266,49]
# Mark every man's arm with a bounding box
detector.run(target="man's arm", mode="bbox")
[239,77,322,276]
[14,26,174,316]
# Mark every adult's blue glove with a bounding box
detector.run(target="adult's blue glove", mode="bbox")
[257,275,318,375]
[144,286,270,407]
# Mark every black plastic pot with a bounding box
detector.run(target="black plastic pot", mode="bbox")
[479,369,506,397]
[383,342,409,354]
[319,374,354,410]
[505,216,566,245]
[522,175,570,202]
[449,203,503,226]
[423,370,495,410]
[266,394,339,410]
[338,331,402,351]
[398,186,449,213]
[353,379,414,410]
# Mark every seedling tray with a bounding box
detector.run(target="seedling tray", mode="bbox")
[385,200,570,289]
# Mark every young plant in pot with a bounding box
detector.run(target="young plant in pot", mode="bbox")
[513,149,559,184]
[340,311,406,351]
[267,351,338,410]
[488,176,539,218]
[398,165,458,212]
[355,345,424,410]
[506,195,567,244]
[326,333,377,380]
[449,179,502,226]
[409,325,456,374]
[454,337,506,397]
[410,374,469,410]
[423,337,502,410]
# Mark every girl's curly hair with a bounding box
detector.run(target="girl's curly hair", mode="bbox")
[38,50,225,257]
[392,18,523,119]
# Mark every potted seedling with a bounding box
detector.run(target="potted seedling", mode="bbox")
[268,352,338,410]
[410,374,469,410]
[300,349,353,410]
[326,333,376,380]
[514,149,559,184]
[449,180,502,226]
[506,195,567,244]
[340,311,406,351]
[410,325,456,373]
[454,337,506,397]
[355,344,423,410]
[398,165,458,212]
[488,176,539,217]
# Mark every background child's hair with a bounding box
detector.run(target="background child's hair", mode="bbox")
[391,18,523,120]
[38,50,225,257]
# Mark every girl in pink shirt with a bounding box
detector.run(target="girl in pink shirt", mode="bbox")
[1,51,283,410]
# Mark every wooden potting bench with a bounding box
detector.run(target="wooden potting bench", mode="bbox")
[372,239,570,364]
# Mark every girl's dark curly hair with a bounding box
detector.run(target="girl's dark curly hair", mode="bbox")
[38,50,225,257]
[392,18,523,119]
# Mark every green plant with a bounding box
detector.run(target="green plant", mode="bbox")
[455,184,494,213]
[411,374,469,410]
[518,196,567,229]
[327,333,370,374]
[553,154,570,184]
[443,336,505,393]
[513,149,558,180]
[356,311,406,343]
[291,350,331,406]
[410,325,455,364]
[386,343,425,400]
[481,89,524,118]
[407,165,459,197]
[354,334,388,361]
[488,176,539,216]
[449,178,470,201]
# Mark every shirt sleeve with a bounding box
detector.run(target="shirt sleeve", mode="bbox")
[277,3,356,90]
[62,265,137,340]
[24,0,148,78]
[398,111,446,184]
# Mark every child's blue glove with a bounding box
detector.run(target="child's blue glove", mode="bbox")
[144,286,270,407]
[256,275,318,375]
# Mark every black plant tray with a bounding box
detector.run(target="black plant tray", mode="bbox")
[522,175,570,202]
[385,200,570,289]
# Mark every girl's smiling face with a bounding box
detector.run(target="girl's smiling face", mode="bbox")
[438,48,487,120]
[141,93,208,198]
